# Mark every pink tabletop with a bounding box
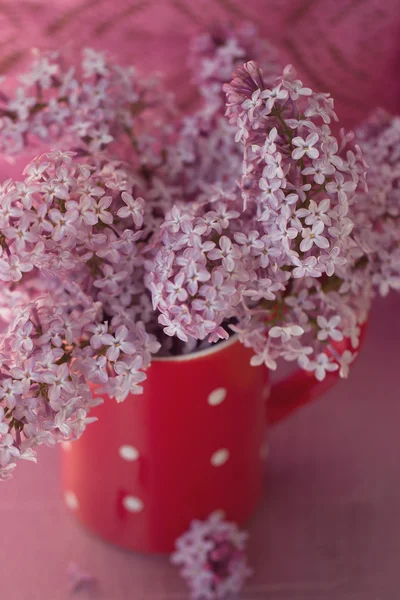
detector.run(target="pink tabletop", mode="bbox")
[1,297,400,599]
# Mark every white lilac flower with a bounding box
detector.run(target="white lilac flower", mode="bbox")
[300,221,330,252]
[299,352,339,381]
[269,324,304,343]
[317,315,344,342]
[292,133,320,160]
[338,350,358,378]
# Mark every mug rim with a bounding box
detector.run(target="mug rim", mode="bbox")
[152,333,239,363]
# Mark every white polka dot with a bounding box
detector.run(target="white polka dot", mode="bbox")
[262,384,271,401]
[260,440,269,461]
[207,387,227,406]
[119,445,139,462]
[211,448,230,467]
[123,495,144,513]
[65,490,79,510]
[212,509,226,520]
[62,441,72,451]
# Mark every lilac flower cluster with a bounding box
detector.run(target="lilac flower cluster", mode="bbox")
[0,295,99,479]
[0,150,143,277]
[0,47,168,156]
[0,149,161,478]
[188,23,279,118]
[146,23,280,217]
[0,148,159,361]
[152,61,370,378]
[171,512,252,599]
[353,110,400,296]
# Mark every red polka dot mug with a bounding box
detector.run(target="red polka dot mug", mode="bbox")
[62,327,366,553]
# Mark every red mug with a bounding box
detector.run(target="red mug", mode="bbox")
[62,327,366,554]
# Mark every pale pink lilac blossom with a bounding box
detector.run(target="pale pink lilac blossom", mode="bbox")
[0,47,172,158]
[353,110,400,296]
[66,562,96,595]
[151,60,371,379]
[171,512,252,599]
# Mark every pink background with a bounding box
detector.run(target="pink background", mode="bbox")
[0,0,399,126]
[1,1,400,598]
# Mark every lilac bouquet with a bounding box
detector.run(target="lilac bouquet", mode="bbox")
[0,26,394,480]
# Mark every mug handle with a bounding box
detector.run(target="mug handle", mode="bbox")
[267,322,368,425]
